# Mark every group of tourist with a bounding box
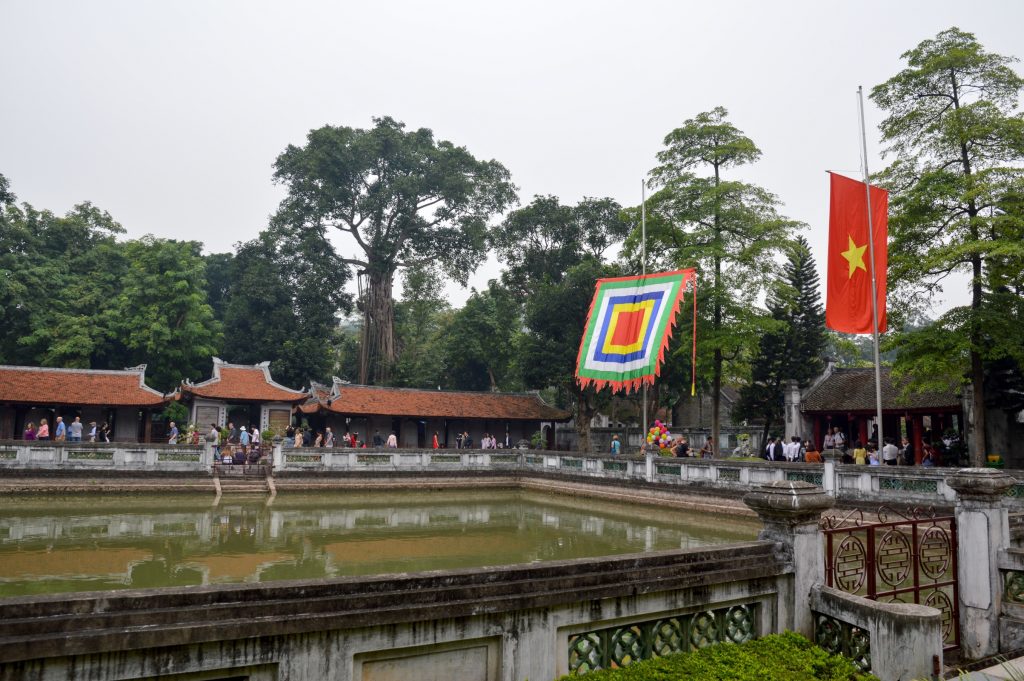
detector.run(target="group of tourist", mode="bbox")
[283,424,389,449]
[211,421,264,465]
[818,425,942,466]
[22,416,112,442]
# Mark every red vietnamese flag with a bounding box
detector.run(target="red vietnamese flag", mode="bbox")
[826,172,887,334]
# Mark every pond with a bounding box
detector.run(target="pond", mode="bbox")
[0,489,760,597]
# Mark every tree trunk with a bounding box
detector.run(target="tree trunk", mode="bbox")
[358,268,396,385]
[951,74,986,466]
[711,164,722,457]
[574,389,597,454]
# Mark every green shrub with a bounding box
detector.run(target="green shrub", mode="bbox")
[555,632,878,681]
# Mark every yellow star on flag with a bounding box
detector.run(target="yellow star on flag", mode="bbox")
[841,235,867,278]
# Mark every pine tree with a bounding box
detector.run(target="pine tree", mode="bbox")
[734,236,826,441]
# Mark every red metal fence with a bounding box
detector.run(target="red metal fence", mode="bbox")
[821,506,960,650]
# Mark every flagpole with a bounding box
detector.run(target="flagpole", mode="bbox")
[857,86,885,451]
[641,179,648,452]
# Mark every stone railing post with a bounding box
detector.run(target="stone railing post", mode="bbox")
[644,450,655,482]
[743,481,835,637]
[946,468,1015,660]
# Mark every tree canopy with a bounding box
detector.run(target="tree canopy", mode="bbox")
[271,116,517,385]
[871,27,1024,463]
[636,107,801,454]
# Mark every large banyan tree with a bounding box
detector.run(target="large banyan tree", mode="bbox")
[272,116,517,384]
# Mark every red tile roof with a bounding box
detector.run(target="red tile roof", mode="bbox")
[181,359,306,403]
[306,383,570,421]
[0,365,166,407]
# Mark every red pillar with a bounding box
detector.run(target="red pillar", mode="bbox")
[858,418,869,447]
[912,415,924,465]
[813,418,823,451]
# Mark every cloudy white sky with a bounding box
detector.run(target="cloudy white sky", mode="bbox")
[3,1,1022,310]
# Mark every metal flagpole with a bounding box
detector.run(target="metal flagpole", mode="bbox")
[857,86,885,451]
[641,180,648,451]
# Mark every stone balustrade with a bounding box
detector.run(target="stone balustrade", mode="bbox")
[5,442,1024,510]
[0,440,213,470]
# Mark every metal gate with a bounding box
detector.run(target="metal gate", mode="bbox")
[821,506,960,651]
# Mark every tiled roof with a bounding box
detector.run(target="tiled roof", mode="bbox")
[0,365,166,407]
[306,382,570,421]
[182,359,306,403]
[801,367,961,413]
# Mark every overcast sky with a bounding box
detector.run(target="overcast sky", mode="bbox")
[3,1,1022,311]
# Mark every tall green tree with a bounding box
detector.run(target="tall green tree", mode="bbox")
[0,184,127,368]
[871,27,1024,464]
[116,236,221,391]
[733,236,826,442]
[272,116,517,385]
[639,107,801,454]
[521,258,618,453]
[491,195,629,451]
[219,226,351,388]
[440,281,523,392]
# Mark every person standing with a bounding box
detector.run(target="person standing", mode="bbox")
[432,431,440,449]
[455,431,464,449]
[37,418,50,440]
[325,427,335,448]
[209,423,221,456]
[901,437,915,466]
[386,431,398,448]
[23,422,36,440]
[882,437,900,466]
[251,425,261,451]
[68,416,83,442]
[167,421,179,445]
[832,427,846,453]
[610,435,621,456]
[852,441,867,465]
[54,416,66,442]
[88,421,97,442]
[700,436,714,459]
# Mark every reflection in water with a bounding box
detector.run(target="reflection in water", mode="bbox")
[0,490,760,597]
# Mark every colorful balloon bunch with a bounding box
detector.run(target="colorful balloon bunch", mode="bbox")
[646,420,672,450]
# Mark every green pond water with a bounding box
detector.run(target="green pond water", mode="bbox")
[0,490,760,597]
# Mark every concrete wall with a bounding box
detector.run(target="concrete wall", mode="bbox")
[0,542,786,681]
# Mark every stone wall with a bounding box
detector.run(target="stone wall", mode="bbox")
[0,542,787,681]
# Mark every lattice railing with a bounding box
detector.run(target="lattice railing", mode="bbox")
[567,603,757,674]
[787,471,823,485]
[814,612,871,672]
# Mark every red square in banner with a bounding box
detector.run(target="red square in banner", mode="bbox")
[610,309,645,347]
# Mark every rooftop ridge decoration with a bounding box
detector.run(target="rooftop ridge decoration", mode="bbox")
[180,358,307,403]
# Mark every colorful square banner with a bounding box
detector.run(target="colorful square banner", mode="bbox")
[576,270,696,393]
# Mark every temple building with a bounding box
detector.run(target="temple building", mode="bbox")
[0,365,166,442]
[789,365,963,463]
[175,359,307,435]
[299,378,570,448]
